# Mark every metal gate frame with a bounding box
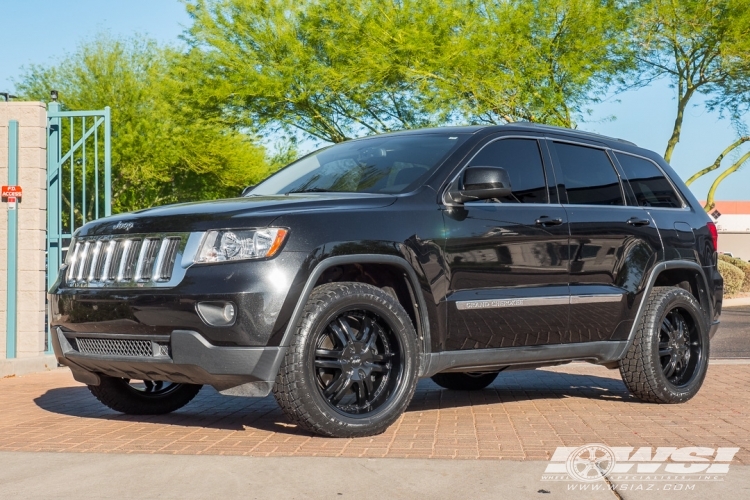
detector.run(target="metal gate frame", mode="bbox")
[47,102,112,349]
[47,102,112,288]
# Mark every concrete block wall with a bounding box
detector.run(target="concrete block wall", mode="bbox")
[0,102,48,361]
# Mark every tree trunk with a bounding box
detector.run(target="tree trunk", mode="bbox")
[664,89,695,164]
[704,150,750,211]
[685,136,750,186]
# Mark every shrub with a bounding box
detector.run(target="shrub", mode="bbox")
[718,254,749,292]
[722,256,750,292]
[718,260,744,296]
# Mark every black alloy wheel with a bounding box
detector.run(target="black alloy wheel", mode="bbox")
[124,379,183,397]
[658,307,702,388]
[312,310,401,416]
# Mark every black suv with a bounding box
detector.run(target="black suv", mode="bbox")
[49,124,723,437]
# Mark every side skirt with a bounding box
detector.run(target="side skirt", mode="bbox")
[422,341,627,378]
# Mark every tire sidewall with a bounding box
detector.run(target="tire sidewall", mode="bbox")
[297,285,419,432]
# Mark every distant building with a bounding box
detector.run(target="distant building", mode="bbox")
[703,201,750,260]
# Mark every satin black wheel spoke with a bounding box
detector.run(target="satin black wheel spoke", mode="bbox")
[143,380,154,393]
[154,381,164,391]
[328,322,350,347]
[659,348,672,357]
[359,316,374,346]
[364,362,387,373]
[661,318,674,338]
[363,374,375,398]
[315,359,343,369]
[315,348,342,359]
[663,356,678,378]
[337,317,357,343]
[324,373,353,404]
[355,382,367,406]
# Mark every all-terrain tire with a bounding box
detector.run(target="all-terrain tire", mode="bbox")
[619,286,709,404]
[431,371,499,391]
[273,282,420,438]
[88,376,202,414]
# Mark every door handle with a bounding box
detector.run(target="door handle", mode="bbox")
[535,216,563,226]
[627,217,651,226]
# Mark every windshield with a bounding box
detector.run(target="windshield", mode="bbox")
[250,134,469,195]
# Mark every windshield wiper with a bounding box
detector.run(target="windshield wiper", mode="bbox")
[286,187,337,194]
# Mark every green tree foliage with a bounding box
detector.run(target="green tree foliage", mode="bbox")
[632,0,750,164]
[15,35,274,214]
[182,0,633,143]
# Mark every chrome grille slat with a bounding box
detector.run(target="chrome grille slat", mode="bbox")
[119,239,142,282]
[99,240,117,281]
[87,241,103,282]
[76,241,92,282]
[156,238,180,281]
[64,234,183,287]
[135,239,160,282]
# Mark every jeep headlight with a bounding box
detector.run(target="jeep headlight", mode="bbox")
[195,228,288,263]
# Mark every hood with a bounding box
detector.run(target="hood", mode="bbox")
[77,193,397,237]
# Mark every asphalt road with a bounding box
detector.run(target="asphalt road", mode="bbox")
[713,305,750,358]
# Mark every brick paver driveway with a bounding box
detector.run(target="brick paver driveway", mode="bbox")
[1,362,749,462]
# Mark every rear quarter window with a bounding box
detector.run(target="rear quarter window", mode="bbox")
[615,152,683,208]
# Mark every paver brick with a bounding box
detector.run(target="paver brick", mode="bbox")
[1,363,750,462]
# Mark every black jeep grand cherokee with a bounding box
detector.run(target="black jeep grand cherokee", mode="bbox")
[49,124,723,437]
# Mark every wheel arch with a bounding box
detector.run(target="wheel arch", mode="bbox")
[278,254,431,361]
[616,260,712,360]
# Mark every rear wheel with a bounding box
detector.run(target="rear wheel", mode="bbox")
[88,376,202,414]
[431,371,499,391]
[619,286,709,403]
[274,282,419,437]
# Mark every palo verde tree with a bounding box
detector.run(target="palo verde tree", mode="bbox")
[182,0,634,143]
[15,34,274,214]
[632,0,750,166]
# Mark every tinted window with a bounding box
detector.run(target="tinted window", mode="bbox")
[554,143,623,206]
[468,138,547,203]
[615,153,682,208]
[252,134,468,195]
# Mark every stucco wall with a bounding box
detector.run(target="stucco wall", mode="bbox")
[0,102,48,359]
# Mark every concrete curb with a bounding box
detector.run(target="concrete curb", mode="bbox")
[723,296,750,308]
[0,355,59,378]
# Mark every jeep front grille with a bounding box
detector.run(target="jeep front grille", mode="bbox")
[66,234,186,287]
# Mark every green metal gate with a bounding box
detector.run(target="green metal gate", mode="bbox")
[47,102,112,290]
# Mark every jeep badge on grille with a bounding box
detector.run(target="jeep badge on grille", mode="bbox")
[112,221,134,231]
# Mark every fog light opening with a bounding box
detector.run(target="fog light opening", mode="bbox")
[197,301,237,327]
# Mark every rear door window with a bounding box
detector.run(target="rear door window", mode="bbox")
[468,138,548,203]
[553,142,624,206]
[615,152,683,208]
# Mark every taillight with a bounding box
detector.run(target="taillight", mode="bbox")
[707,222,718,251]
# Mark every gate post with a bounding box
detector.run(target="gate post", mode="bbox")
[5,121,19,358]
[104,106,111,217]
[47,102,61,291]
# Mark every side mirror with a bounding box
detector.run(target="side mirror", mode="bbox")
[451,166,512,203]
[241,185,256,197]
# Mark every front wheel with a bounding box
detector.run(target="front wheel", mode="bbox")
[88,376,202,414]
[619,286,709,404]
[274,282,420,438]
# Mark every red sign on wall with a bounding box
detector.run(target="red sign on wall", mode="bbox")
[1,185,22,203]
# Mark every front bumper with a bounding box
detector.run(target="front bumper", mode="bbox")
[52,327,286,396]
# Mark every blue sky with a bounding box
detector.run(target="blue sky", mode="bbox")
[1,0,748,201]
